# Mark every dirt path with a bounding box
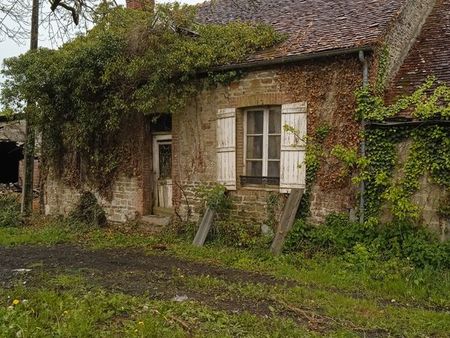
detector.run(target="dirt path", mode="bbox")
[0,245,306,322]
[0,245,407,336]
[0,244,291,287]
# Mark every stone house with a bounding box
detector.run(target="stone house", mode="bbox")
[44,0,448,234]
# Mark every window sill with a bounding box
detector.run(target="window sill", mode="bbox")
[240,185,280,192]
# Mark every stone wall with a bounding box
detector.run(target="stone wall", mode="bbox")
[383,0,436,86]
[172,54,363,227]
[380,140,449,241]
[44,174,141,223]
[44,114,154,223]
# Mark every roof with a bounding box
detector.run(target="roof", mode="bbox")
[197,0,408,64]
[0,120,26,144]
[389,0,450,100]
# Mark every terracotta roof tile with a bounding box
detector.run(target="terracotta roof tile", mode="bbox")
[389,0,450,101]
[197,0,408,63]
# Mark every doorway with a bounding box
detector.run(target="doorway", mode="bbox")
[0,142,23,184]
[153,134,173,210]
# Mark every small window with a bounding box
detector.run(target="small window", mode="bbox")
[244,106,281,184]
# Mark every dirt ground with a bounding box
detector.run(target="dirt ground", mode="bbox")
[2,245,444,337]
[0,245,298,322]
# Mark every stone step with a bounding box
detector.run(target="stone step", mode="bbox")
[141,214,172,227]
[153,207,174,216]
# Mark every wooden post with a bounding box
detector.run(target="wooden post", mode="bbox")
[270,188,304,255]
[192,207,216,247]
[21,0,39,216]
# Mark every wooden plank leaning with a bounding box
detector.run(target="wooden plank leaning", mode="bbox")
[270,188,304,255]
[192,207,216,247]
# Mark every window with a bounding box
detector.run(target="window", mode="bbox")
[245,107,281,181]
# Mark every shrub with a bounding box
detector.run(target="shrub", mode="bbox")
[0,193,21,227]
[286,213,450,269]
[212,220,267,249]
[195,184,231,213]
[69,192,107,227]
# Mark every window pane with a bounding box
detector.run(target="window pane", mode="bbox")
[268,161,280,177]
[269,108,281,134]
[158,143,172,179]
[246,161,262,176]
[247,110,264,134]
[268,135,281,159]
[247,136,263,159]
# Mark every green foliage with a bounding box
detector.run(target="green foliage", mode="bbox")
[266,192,281,228]
[438,193,450,219]
[1,4,282,190]
[361,128,402,220]
[283,123,330,219]
[314,123,331,142]
[1,218,449,312]
[0,193,21,227]
[0,218,80,246]
[375,45,389,93]
[212,220,267,249]
[342,78,450,222]
[361,126,450,222]
[195,183,231,213]
[330,144,363,178]
[287,213,450,269]
[69,191,107,227]
[331,145,359,168]
[356,77,450,122]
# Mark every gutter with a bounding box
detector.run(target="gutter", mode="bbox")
[366,119,450,127]
[210,46,373,72]
[358,50,369,224]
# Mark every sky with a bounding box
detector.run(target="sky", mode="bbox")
[0,0,202,75]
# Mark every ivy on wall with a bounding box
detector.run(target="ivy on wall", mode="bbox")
[338,78,450,224]
[1,4,282,192]
[283,123,332,219]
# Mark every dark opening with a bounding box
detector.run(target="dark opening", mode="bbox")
[150,114,172,132]
[0,142,23,183]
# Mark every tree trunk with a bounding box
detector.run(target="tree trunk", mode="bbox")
[21,0,39,216]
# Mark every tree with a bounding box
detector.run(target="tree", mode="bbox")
[0,0,116,44]
[1,4,281,195]
[1,0,117,215]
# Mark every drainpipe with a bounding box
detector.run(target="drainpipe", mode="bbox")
[358,50,369,224]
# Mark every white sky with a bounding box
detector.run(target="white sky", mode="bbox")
[0,0,202,76]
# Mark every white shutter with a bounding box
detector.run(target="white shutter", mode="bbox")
[280,102,307,193]
[217,108,236,190]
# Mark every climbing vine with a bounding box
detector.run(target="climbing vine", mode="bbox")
[283,123,331,219]
[356,77,450,122]
[1,4,282,192]
[337,78,450,223]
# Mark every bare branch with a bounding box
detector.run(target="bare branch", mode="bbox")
[1,0,109,45]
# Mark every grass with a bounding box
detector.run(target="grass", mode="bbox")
[1,273,314,338]
[1,217,449,336]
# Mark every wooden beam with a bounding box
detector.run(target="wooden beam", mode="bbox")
[192,207,216,247]
[270,188,304,255]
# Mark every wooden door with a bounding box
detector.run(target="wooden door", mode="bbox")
[153,135,173,209]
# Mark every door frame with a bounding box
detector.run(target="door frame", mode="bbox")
[153,134,172,178]
[152,133,173,210]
